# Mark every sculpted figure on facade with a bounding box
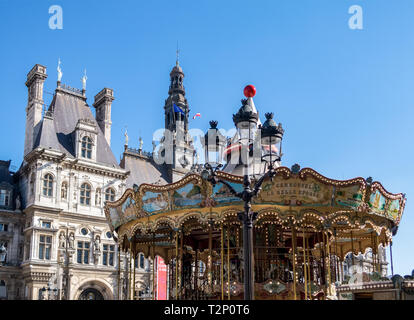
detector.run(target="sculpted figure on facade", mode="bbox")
[59,232,66,248]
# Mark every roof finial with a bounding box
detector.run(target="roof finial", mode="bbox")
[57,58,63,83]
[81,69,87,91]
[176,41,180,66]
[124,126,128,148]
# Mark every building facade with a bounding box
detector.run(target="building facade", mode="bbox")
[0,64,152,300]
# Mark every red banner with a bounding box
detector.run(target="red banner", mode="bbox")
[156,256,167,300]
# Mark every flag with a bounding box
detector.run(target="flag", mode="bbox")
[192,113,201,120]
[173,103,185,115]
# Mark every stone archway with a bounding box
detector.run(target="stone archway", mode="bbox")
[73,280,114,300]
[78,288,104,300]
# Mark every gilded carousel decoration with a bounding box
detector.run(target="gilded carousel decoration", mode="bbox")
[105,165,406,300]
[104,85,406,300]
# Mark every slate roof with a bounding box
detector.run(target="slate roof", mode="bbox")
[33,88,120,168]
[121,151,169,187]
[0,160,14,185]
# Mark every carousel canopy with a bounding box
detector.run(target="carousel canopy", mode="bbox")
[105,165,406,258]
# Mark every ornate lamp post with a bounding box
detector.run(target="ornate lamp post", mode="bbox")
[40,285,58,300]
[201,86,284,300]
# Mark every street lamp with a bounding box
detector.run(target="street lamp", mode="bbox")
[40,285,58,300]
[203,120,226,169]
[201,86,284,300]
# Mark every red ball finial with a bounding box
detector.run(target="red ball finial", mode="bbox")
[244,85,256,98]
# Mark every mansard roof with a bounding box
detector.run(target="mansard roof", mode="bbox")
[121,149,170,187]
[33,88,120,168]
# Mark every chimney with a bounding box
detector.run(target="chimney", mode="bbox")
[24,64,47,156]
[93,88,114,146]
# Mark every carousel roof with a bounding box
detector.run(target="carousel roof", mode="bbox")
[105,165,406,256]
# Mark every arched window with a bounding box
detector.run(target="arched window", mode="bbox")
[61,182,68,200]
[105,188,115,202]
[42,174,53,197]
[95,188,101,206]
[81,136,93,159]
[80,183,91,206]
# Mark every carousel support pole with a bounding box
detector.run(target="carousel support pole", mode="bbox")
[302,229,308,300]
[208,222,213,293]
[390,240,394,276]
[334,231,339,284]
[291,226,297,300]
[306,233,311,298]
[129,247,132,300]
[221,224,224,300]
[151,233,155,300]
[375,233,379,273]
[326,232,332,297]
[350,231,355,266]
[133,250,136,300]
[194,248,199,297]
[321,232,327,299]
[340,245,344,283]
[117,243,121,300]
[317,232,323,287]
[179,230,184,300]
[371,232,375,273]
[175,230,179,299]
[227,226,231,300]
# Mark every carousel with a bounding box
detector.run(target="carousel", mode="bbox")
[105,86,406,300]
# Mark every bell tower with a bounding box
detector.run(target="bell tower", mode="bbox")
[162,59,194,182]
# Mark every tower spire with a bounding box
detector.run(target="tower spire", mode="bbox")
[176,41,180,66]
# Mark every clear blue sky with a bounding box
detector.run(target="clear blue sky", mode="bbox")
[0,0,413,275]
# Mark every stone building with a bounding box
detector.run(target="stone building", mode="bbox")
[0,64,152,300]
[0,160,25,299]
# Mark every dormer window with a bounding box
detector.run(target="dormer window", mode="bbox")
[42,174,54,197]
[0,190,10,206]
[81,136,93,159]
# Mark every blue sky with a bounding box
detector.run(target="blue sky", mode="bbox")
[0,0,413,275]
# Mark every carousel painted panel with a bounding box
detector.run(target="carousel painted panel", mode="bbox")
[254,176,332,207]
[369,190,387,215]
[142,191,169,213]
[386,199,401,221]
[109,206,122,229]
[172,183,203,209]
[334,184,364,209]
[120,194,137,223]
[211,181,244,206]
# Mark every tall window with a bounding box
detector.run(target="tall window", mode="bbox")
[39,235,51,260]
[61,182,68,200]
[102,244,115,266]
[0,224,8,232]
[81,136,93,159]
[80,183,91,206]
[0,189,10,206]
[105,188,115,202]
[42,174,53,197]
[95,188,101,206]
[77,241,90,264]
